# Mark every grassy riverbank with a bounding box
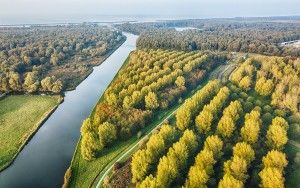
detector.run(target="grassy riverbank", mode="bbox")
[0,95,62,171]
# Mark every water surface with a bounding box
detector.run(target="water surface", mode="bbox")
[0,32,137,188]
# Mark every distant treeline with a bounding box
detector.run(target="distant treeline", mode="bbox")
[0,25,125,93]
[117,18,300,57]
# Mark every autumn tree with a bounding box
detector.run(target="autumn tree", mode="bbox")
[155,130,198,187]
[185,167,209,188]
[262,150,288,172]
[98,122,117,147]
[185,134,223,188]
[203,135,223,159]
[51,79,63,93]
[175,76,185,87]
[218,174,243,188]
[145,92,159,110]
[233,142,255,165]
[81,131,99,160]
[259,167,284,188]
[131,124,176,183]
[80,118,95,135]
[23,71,39,93]
[217,100,243,138]
[176,80,221,131]
[41,76,53,91]
[266,118,288,150]
[240,110,262,144]
[239,76,252,90]
[8,72,21,91]
[138,175,157,188]
[196,87,230,134]
[224,156,248,182]
[255,77,274,96]
[194,149,216,176]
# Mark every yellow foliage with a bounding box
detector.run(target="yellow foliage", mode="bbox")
[218,174,244,188]
[262,150,288,172]
[259,167,284,188]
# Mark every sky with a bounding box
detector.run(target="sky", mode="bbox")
[0,0,300,24]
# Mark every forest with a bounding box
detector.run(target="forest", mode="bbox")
[101,54,300,188]
[78,49,227,161]
[117,18,300,57]
[0,25,125,93]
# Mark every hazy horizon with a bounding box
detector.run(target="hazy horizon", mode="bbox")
[1,0,300,25]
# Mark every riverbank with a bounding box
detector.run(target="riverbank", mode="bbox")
[0,95,63,172]
[66,56,132,188]
[0,35,126,172]
[0,32,138,188]
[64,37,127,91]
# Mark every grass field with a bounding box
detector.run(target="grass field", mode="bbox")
[0,95,62,171]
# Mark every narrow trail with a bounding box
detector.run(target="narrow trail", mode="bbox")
[95,108,178,188]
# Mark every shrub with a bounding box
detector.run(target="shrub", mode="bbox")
[288,123,300,140]
[240,92,248,99]
[262,113,273,125]
[254,100,263,107]
[243,102,254,113]
[263,105,273,113]
[274,109,286,117]
[246,96,255,103]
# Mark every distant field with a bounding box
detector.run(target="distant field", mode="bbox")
[0,95,62,171]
